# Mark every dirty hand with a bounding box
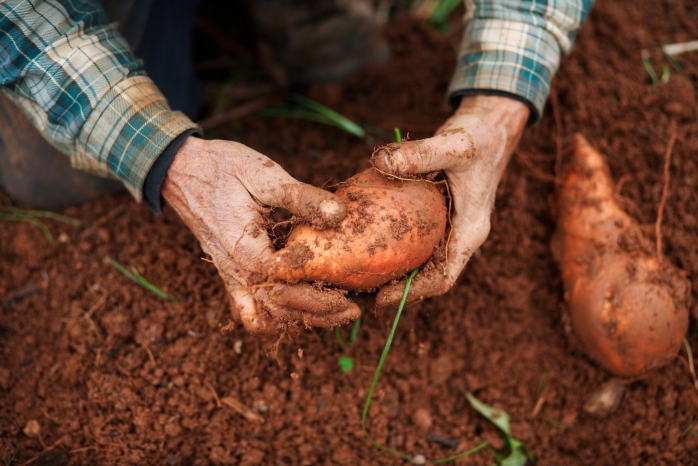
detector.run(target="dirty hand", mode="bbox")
[162,137,362,333]
[372,95,530,308]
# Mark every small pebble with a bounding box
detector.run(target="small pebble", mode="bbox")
[234,340,243,354]
[23,419,41,438]
[411,454,426,465]
[584,381,626,417]
[411,408,433,430]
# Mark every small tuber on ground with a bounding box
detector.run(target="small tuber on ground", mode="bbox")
[266,167,447,290]
[553,134,690,378]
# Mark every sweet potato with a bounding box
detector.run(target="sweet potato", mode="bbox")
[266,168,447,290]
[553,134,690,377]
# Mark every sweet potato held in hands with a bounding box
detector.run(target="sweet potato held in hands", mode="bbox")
[553,134,690,377]
[266,168,447,290]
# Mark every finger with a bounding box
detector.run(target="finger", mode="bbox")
[229,144,346,228]
[268,305,361,330]
[370,133,476,176]
[267,283,361,316]
[375,265,448,310]
[229,286,277,334]
[298,307,360,329]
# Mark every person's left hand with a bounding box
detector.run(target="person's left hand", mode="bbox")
[372,95,529,308]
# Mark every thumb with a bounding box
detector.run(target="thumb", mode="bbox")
[371,134,475,177]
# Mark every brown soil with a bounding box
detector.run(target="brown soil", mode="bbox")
[3,1,698,464]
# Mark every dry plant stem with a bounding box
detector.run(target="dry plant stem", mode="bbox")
[683,339,698,395]
[205,381,222,408]
[655,130,677,262]
[221,397,264,424]
[19,436,65,466]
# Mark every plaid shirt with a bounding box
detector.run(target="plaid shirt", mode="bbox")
[449,0,594,122]
[0,0,198,201]
[1,0,591,202]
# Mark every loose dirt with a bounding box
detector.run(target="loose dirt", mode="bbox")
[2,0,698,464]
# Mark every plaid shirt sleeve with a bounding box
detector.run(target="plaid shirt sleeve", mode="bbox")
[0,0,200,201]
[448,0,594,122]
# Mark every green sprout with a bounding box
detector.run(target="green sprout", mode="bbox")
[535,369,576,432]
[662,44,690,82]
[427,0,462,29]
[107,257,176,301]
[394,127,403,143]
[335,308,364,350]
[660,64,671,84]
[641,53,659,92]
[338,356,354,372]
[360,269,488,463]
[682,421,698,437]
[260,94,395,143]
[2,417,19,466]
[335,307,364,372]
[260,93,366,139]
[463,391,534,466]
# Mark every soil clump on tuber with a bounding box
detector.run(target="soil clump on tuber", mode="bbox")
[553,134,690,378]
[265,167,447,290]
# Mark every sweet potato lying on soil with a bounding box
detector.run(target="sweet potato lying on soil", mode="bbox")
[553,134,690,378]
[266,168,447,290]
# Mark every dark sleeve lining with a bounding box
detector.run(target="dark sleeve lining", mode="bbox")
[142,128,202,215]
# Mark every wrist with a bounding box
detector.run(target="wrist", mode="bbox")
[162,136,215,210]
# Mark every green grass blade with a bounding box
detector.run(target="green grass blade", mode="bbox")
[542,413,576,431]
[0,213,54,244]
[682,421,698,437]
[335,309,364,349]
[660,64,671,83]
[358,269,494,463]
[641,55,659,92]
[108,257,176,301]
[361,268,419,461]
[464,391,512,435]
[5,439,19,466]
[288,94,365,139]
[428,0,462,27]
[3,199,84,226]
[431,441,489,464]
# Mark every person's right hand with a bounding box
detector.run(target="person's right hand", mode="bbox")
[162,137,361,334]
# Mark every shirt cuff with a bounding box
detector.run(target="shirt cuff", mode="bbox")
[72,76,201,201]
[142,128,201,215]
[447,18,562,124]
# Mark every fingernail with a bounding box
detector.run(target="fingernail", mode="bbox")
[318,199,346,223]
[382,153,393,171]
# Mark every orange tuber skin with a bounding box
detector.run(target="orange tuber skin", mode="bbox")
[553,134,690,378]
[266,168,447,290]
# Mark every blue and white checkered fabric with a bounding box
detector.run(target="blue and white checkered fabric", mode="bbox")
[449,0,594,122]
[0,0,198,200]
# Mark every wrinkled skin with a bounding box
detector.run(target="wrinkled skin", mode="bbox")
[373,95,529,308]
[162,137,361,334]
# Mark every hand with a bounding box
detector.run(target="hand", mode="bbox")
[372,95,529,308]
[162,137,362,334]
